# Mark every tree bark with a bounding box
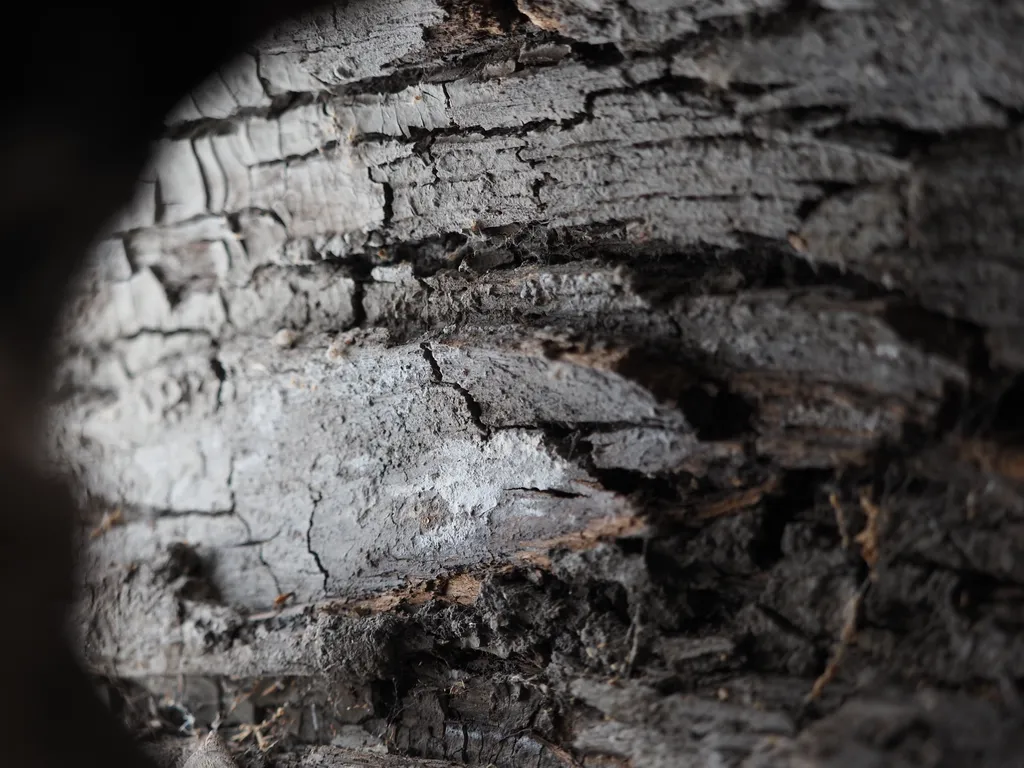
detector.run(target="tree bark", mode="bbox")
[54,1,1024,766]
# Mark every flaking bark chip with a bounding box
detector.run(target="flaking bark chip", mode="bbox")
[182,734,237,768]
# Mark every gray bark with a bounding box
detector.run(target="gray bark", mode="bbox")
[54,0,1024,766]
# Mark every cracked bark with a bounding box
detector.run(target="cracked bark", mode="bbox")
[52,0,1024,766]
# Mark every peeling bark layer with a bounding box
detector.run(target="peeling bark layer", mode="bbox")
[55,0,1024,766]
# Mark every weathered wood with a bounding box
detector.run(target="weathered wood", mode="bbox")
[55,0,1024,766]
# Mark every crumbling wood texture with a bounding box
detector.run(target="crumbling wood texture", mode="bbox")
[54,0,1024,766]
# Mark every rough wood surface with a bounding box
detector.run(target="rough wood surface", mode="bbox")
[55,0,1024,766]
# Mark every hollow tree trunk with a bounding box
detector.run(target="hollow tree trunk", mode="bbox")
[53,1,1024,766]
